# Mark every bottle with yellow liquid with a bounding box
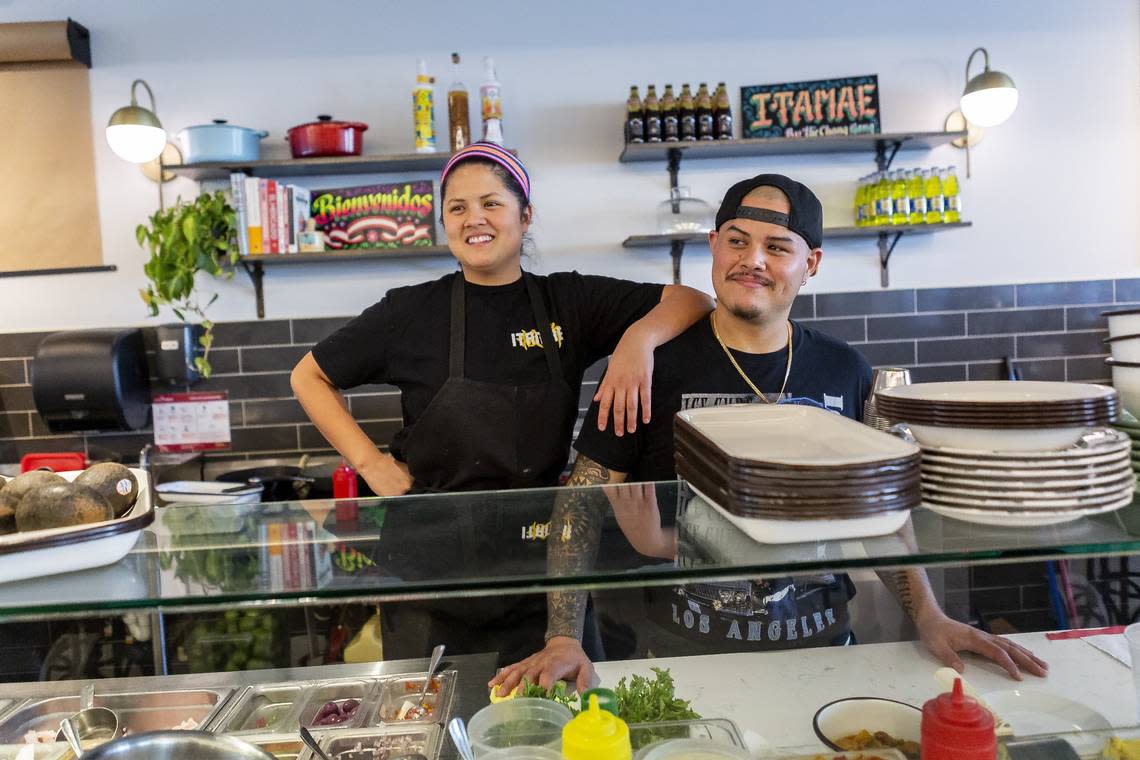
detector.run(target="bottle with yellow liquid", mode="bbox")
[943,165,961,223]
[562,693,632,760]
[908,168,927,224]
[925,167,945,224]
[890,169,910,226]
[873,172,893,226]
[412,58,437,154]
[853,176,866,227]
[861,176,876,226]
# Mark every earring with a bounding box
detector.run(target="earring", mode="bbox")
[801,278,808,286]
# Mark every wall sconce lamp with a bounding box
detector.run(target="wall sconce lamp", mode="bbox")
[106,78,180,207]
[945,47,1018,177]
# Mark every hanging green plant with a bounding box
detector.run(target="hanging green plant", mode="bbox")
[136,190,239,378]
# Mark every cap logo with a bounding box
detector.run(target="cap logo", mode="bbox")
[734,206,790,228]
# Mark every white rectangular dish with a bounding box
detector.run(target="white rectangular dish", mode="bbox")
[0,467,154,584]
[676,404,919,467]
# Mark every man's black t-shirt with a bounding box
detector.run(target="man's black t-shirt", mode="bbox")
[575,317,873,480]
[312,271,664,462]
[574,315,873,655]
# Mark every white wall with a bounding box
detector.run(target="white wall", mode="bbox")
[1,0,1137,332]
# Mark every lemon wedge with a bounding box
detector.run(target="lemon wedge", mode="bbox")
[488,683,520,703]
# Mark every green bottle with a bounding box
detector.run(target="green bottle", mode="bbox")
[924,168,944,224]
[890,170,910,226]
[908,169,927,224]
[943,165,961,223]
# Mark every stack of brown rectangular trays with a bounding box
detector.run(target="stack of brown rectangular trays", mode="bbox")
[674,404,922,544]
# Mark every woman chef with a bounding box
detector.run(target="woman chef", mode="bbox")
[291,143,712,662]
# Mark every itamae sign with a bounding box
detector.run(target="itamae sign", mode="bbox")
[741,75,880,139]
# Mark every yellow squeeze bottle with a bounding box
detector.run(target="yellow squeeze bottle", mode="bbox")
[562,693,631,760]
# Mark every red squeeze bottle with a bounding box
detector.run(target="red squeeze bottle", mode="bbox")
[333,460,359,521]
[921,677,996,760]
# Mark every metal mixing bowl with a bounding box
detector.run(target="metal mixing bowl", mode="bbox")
[80,730,275,760]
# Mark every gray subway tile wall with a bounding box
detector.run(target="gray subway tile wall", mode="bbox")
[0,276,1127,464]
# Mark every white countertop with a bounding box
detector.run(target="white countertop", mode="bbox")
[596,632,1137,754]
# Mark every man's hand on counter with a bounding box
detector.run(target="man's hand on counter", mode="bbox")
[358,453,413,497]
[489,636,598,697]
[915,608,1049,681]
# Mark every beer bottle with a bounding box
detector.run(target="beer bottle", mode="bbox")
[625,85,644,144]
[679,83,697,141]
[696,82,714,140]
[661,84,679,142]
[714,82,733,140]
[644,85,662,143]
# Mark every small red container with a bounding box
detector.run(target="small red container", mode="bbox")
[921,677,996,760]
[20,451,86,473]
[286,115,368,158]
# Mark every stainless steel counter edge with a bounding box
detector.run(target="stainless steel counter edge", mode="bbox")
[0,652,497,760]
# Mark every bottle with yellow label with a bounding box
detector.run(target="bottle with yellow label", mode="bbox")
[413,58,437,154]
[562,693,631,760]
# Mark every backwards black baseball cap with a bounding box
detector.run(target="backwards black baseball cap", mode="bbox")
[714,174,824,250]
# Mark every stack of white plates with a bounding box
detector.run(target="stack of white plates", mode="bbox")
[917,430,1135,527]
[1111,413,1140,477]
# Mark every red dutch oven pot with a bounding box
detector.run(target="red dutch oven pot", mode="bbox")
[285,115,368,158]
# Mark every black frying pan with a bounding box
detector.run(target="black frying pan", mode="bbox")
[217,466,314,501]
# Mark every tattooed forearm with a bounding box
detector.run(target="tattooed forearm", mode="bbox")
[545,454,626,641]
[877,567,938,623]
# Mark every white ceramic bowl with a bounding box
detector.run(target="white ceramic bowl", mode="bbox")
[1106,334,1140,363]
[907,423,1088,452]
[1106,309,1140,339]
[813,697,922,753]
[1108,361,1140,416]
[156,481,264,505]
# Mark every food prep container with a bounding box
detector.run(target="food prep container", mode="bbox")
[244,737,308,760]
[812,697,922,757]
[285,115,367,158]
[637,738,751,760]
[0,688,232,744]
[370,670,455,726]
[216,684,306,734]
[466,698,573,755]
[177,120,268,164]
[319,725,441,760]
[629,718,746,754]
[296,680,372,730]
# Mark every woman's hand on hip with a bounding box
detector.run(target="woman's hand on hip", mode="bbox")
[359,453,413,497]
[594,326,654,437]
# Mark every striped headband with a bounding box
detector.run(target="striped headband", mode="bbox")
[440,142,531,202]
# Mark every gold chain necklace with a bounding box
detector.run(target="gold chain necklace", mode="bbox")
[710,312,793,403]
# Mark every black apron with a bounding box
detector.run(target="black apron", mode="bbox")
[401,272,577,493]
[380,272,597,666]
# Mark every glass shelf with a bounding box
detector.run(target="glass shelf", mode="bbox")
[0,481,1137,621]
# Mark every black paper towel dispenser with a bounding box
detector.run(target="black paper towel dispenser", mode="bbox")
[32,328,152,433]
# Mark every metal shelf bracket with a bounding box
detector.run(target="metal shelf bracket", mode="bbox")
[240,259,266,319]
[874,140,904,172]
[877,231,905,288]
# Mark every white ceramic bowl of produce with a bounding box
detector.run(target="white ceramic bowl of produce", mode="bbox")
[813,697,922,755]
[906,423,1089,452]
[1105,308,1140,339]
[1105,334,1140,363]
[1107,359,1140,416]
[467,698,573,756]
[638,738,751,760]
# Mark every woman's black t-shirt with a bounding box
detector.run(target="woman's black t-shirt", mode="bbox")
[311,271,665,461]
